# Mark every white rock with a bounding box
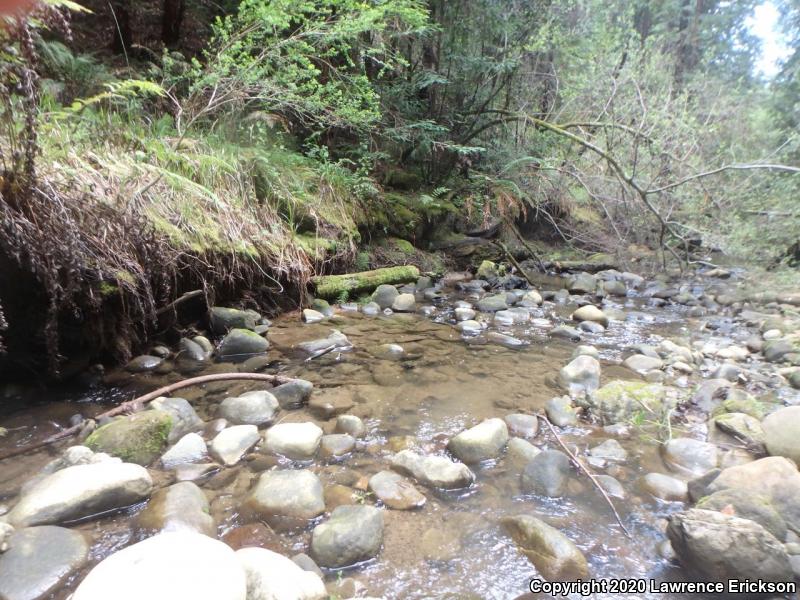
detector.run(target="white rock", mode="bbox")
[236,547,326,600]
[263,423,323,460]
[447,418,509,463]
[72,532,246,600]
[209,425,260,466]
[161,433,208,469]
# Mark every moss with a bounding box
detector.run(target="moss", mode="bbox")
[85,410,173,465]
[98,281,119,297]
[392,238,415,254]
[311,265,420,299]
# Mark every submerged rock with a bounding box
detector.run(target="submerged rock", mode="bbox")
[368,470,426,510]
[521,450,572,497]
[85,410,173,466]
[72,532,246,600]
[667,509,792,589]
[236,547,326,600]
[320,434,356,459]
[7,462,152,527]
[447,418,509,463]
[641,472,688,502]
[0,525,89,600]
[270,379,313,410]
[662,438,719,476]
[501,515,589,581]
[390,450,475,489]
[310,505,384,568]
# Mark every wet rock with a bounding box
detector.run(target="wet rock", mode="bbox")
[175,463,217,482]
[320,434,356,459]
[7,462,152,527]
[520,290,543,306]
[642,473,688,502]
[236,547,326,600]
[222,523,289,553]
[292,553,324,579]
[544,396,577,427]
[311,298,333,316]
[501,515,589,581]
[721,389,765,419]
[507,438,541,464]
[302,309,326,323]
[589,439,627,462]
[371,343,405,360]
[697,489,787,541]
[477,294,508,312]
[137,481,214,536]
[712,362,742,382]
[391,293,416,312]
[420,527,461,562]
[572,305,609,327]
[595,474,625,499]
[789,371,800,390]
[589,381,668,425]
[504,414,539,439]
[763,339,793,363]
[572,345,599,360]
[762,406,800,464]
[667,509,792,588]
[0,526,89,600]
[125,355,163,373]
[486,331,526,347]
[85,411,172,466]
[310,505,383,569]
[623,354,663,372]
[161,432,208,469]
[454,307,476,321]
[447,418,509,463]
[550,325,581,341]
[244,470,325,525]
[495,308,530,326]
[324,484,358,509]
[308,390,355,419]
[568,273,597,295]
[263,422,323,460]
[218,328,269,361]
[691,379,732,412]
[371,285,399,309]
[662,438,719,476]
[179,337,208,362]
[714,413,765,449]
[72,531,246,600]
[335,414,366,438]
[706,457,800,534]
[362,302,381,316]
[271,379,313,410]
[521,450,572,497]
[218,391,279,426]
[602,280,627,296]
[209,425,260,466]
[210,307,258,334]
[368,470,426,510]
[149,397,203,443]
[578,321,605,333]
[390,450,475,489]
[558,355,601,395]
[456,319,482,335]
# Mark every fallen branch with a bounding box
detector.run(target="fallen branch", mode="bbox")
[537,412,632,539]
[155,289,204,316]
[492,240,537,287]
[0,372,298,462]
[311,265,420,300]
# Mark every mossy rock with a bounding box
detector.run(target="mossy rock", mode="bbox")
[86,410,173,465]
[311,266,420,300]
[717,390,766,420]
[588,380,670,425]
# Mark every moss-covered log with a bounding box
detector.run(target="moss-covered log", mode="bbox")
[311,265,420,299]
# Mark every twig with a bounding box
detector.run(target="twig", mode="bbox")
[492,240,537,287]
[0,372,298,462]
[537,412,632,539]
[155,289,204,316]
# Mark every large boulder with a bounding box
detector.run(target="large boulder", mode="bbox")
[85,410,173,466]
[218,391,279,426]
[521,450,572,497]
[244,470,325,526]
[371,284,399,310]
[235,547,326,600]
[209,425,260,466]
[72,532,246,600]
[588,380,669,425]
[501,515,588,581]
[705,457,800,534]
[7,462,152,527]
[447,418,509,463]
[310,505,384,568]
[218,329,269,360]
[568,273,597,294]
[390,450,475,489]
[697,489,787,541]
[0,525,89,600]
[761,406,800,464]
[263,422,323,460]
[137,481,215,536]
[667,509,792,590]
[368,471,426,510]
[558,355,601,395]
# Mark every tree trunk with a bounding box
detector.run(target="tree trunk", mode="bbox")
[161,0,186,47]
[109,0,132,55]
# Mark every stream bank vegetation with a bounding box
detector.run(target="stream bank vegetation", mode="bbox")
[0,0,798,377]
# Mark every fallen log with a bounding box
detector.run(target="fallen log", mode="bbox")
[0,372,298,462]
[311,265,420,300]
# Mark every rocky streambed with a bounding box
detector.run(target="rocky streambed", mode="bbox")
[1,264,800,599]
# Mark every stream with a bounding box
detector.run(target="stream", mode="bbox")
[1,267,799,600]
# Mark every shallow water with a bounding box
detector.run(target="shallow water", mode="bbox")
[0,277,794,599]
